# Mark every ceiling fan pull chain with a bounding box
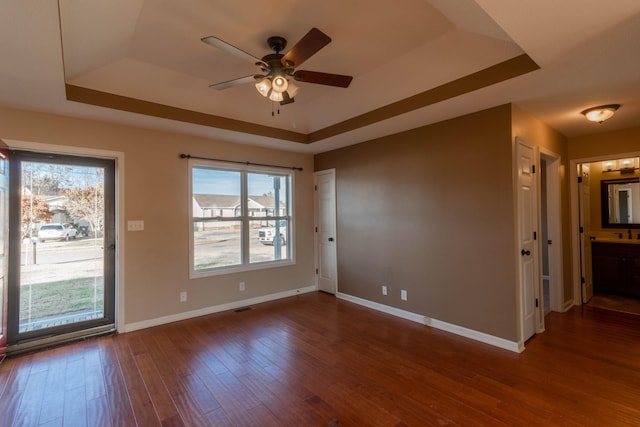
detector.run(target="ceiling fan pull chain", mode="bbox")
[271,102,281,116]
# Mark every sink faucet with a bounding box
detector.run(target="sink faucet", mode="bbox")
[629,229,633,239]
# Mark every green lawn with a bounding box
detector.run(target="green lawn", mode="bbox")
[20,277,104,322]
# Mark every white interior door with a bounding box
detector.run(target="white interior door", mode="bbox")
[314,170,337,294]
[517,139,539,342]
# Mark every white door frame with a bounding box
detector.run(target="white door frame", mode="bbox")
[540,148,564,313]
[4,139,125,331]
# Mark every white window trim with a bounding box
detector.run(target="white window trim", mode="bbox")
[188,159,295,279]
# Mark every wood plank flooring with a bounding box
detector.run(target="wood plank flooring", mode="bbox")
[1,291,640,426]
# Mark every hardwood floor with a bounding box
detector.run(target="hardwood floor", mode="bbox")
[1,291,640,426]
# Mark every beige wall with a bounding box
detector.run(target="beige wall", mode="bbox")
[315,104,522,341]
[569,126,640,160]
[0,107,316,327]
[511,105,573,307]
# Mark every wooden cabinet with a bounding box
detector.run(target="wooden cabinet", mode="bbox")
[592,242,640,296]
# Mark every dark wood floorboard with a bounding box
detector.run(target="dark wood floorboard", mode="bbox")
[2,291,640,426]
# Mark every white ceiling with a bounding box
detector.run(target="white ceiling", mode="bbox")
[1,1,639,154]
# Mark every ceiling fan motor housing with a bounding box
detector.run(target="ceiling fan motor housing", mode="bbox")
[267,36,287,53]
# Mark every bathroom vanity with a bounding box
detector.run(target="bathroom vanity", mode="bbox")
[592,241,640,296]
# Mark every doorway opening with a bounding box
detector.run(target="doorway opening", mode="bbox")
[573,154,640,315]
[540,150,564,314]
[7,150,116,352]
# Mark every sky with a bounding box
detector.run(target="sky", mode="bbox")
[192,168,288,196]
[23,162,103,189]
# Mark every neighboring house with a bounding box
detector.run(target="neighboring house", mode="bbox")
[192,194,241,218]
[43,195,73,224]
[193,194,286,221]
[20,188,72,231]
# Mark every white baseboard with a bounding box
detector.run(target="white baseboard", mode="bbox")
[563,300,575,312]
[336,292,522,353]
[123,285,317,333]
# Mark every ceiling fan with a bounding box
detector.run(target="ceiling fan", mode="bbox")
[201,28,353,106]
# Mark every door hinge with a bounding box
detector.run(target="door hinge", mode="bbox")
[533,231,537,240]
[314,185,317,191]
[581,277,586,284]
[315,226,318,232]
[315,268,318,274]
[577,176,583,184]
[535,298,539,308]
[579,226,584,233]
[532,165,536,174]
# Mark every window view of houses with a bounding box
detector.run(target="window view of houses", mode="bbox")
[191,165,292,273]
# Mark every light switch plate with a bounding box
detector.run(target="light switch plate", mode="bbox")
[127,220,144,231]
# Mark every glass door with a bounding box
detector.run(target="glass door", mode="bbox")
[0,142,8,355]
[7,151,115,347]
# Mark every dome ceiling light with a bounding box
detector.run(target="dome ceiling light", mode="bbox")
[581,104,620,123]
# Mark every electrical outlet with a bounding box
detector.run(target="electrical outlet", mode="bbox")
[127,220,144,231]
[401,290,407,301]
[239,281,245,291]
[382,285,387,295]
[180,291,187,302]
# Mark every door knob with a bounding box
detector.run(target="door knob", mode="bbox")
[328,237,334,242]
[521,249,531,256]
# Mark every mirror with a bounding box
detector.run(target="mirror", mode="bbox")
[601,178,640,228]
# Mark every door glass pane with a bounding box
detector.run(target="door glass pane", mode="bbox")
[19,162,105,332]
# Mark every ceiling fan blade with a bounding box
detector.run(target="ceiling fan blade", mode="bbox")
[202,36,268,68]
[209,75,262,90]
[281,28,331,67]
[293,70,353,88]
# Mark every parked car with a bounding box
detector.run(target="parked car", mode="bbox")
[38,223,78,242]
[258,220,287,246]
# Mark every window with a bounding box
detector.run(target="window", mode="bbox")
[190,160,293,277]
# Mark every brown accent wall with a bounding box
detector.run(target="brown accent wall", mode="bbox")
[0,107,316,326]
[315,105,520,341]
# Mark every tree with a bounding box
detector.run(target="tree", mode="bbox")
[64,185,104,237]
[21,195,51,238]
[22,162,73,196]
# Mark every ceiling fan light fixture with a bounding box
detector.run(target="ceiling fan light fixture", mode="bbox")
[581,104,620,123]
[255,78,271,97]
[269,91,284,102]
[286,81,299,98]
[271,75,288,93]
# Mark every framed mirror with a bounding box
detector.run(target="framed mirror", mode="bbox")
[601,177,640,228]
